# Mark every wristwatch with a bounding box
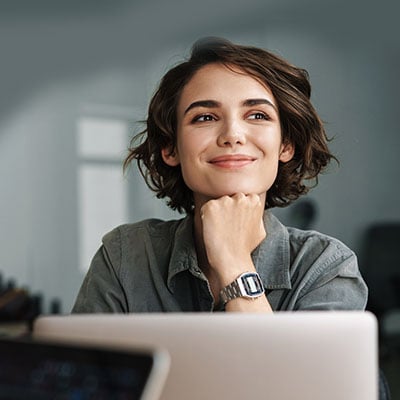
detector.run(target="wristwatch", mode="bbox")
[219,272,265,305]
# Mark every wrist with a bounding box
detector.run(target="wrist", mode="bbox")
[219,271,265,306]
[210,256,255,286]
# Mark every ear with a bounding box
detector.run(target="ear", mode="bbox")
[279,142,295,163]
[161,147,180,167]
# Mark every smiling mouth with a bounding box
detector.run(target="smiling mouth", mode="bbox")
[208,155,256,169]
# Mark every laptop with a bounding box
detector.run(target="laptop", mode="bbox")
[33,311,378,400]
[0,336,169,400]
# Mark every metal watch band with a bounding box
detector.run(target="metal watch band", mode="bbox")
[219,272,265,305]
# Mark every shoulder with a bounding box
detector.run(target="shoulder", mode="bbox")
[286,228,367,310]
[265,213,367,310]
[287,226,360,280]
[287,227,354,258]
[94,217,188,281]
[104,218,183,240]
[102,218,185,251]
[267,211,355,267]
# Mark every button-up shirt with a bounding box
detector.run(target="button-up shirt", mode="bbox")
[72,212,367,313]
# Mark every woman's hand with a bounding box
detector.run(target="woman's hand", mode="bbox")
[200,192,266,284]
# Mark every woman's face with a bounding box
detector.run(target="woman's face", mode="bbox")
[162,63,294,209]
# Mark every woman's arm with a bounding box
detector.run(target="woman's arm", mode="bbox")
[199,193,273,312]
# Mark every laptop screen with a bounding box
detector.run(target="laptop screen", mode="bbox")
[0,338,157,400]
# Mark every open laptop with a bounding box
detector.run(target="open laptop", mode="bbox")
[34,311,378,400]
[0,336,169,400]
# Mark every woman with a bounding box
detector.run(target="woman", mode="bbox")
[72,37,367,313]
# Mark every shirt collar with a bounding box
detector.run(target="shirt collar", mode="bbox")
[253,211,292,290]
[167,211,292,292]
[167,216,199,292]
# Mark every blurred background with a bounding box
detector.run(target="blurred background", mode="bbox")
[0,0,399,392]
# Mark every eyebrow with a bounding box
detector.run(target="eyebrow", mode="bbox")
[243,98,277,111]
[183,98,277,115]
[184,100,220,115]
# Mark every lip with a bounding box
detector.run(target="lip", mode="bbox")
[208,154,257,169]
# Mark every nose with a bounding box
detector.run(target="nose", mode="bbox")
[217,120,246,147]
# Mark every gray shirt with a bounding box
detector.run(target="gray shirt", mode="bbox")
[72,211,367,313]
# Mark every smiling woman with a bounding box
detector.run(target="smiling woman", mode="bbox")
[72,37,367,315]
[162,63,293,210]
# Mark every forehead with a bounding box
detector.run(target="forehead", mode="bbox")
[178,63,276,111]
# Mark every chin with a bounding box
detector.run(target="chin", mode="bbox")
[212,186,265,197]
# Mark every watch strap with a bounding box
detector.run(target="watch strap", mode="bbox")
[220,272,265,305]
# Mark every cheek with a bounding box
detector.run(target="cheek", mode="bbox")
[258,135,282,158]
[174,142,198,184]
[177,132,211,160]
[178,162,200,194]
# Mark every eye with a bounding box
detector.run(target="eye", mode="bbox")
[192,114,216,123]
[247,112,270,120]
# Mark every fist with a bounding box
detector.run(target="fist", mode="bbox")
[200,193,266,275]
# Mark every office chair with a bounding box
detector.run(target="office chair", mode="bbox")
[379,368,391,400]
[360,222,400,400]
[361,222,400,356]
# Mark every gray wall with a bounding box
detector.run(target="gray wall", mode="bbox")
[0,0,399,312]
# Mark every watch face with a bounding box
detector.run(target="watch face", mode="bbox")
[240,273,264,295]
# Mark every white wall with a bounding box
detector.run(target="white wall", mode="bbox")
[0,0,398,312]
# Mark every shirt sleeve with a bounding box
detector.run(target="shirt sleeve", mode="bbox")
[71,229,128,313]
[293,248,368,311]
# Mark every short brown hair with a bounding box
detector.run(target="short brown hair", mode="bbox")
[124,37,336,214]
